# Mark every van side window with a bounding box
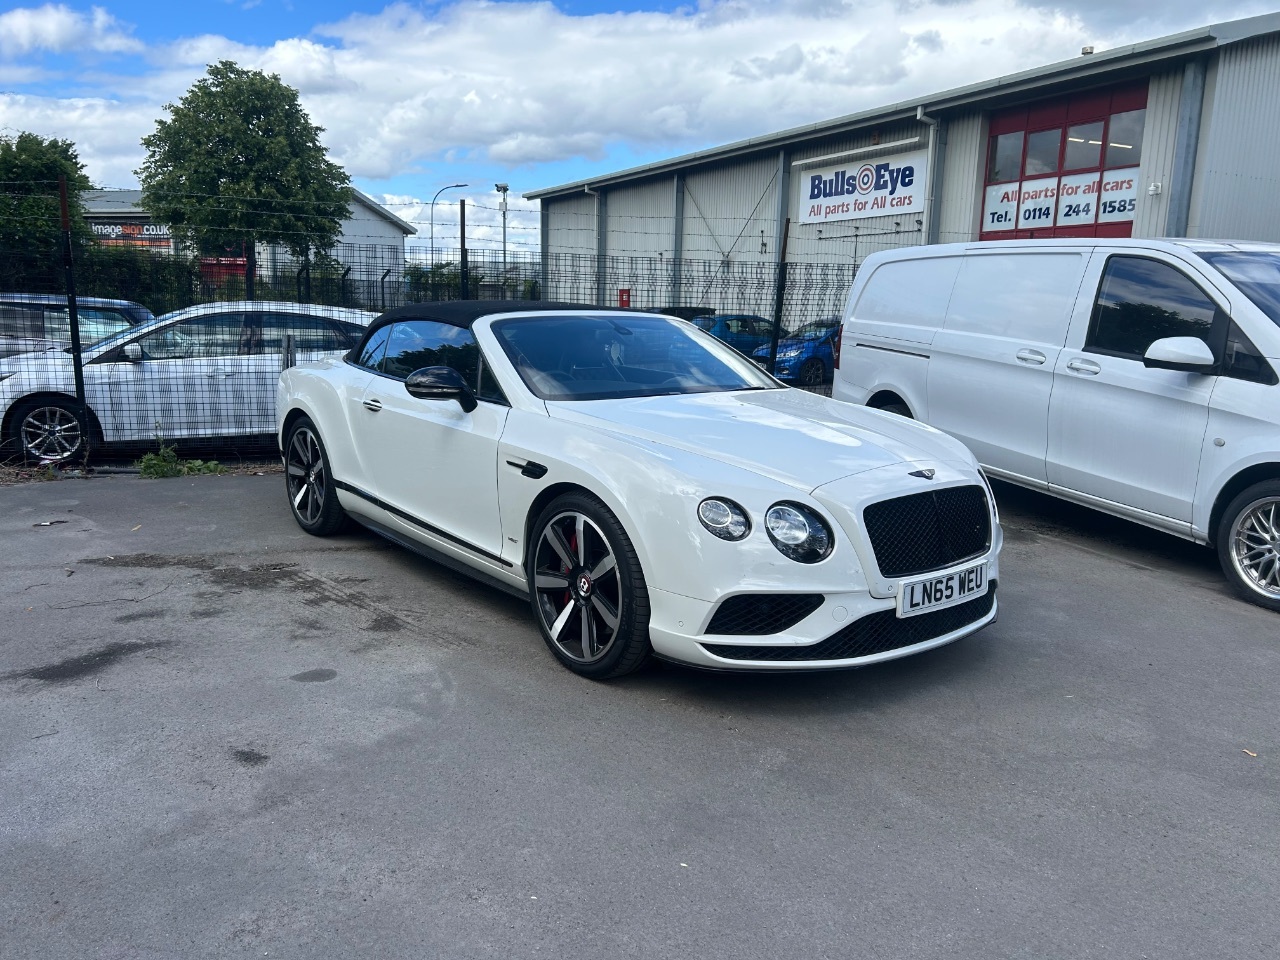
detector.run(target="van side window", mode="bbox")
[1223,322,1279,385]
[1086,257,1220,361]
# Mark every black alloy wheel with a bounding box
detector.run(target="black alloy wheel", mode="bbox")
[285,417,347,536]
[529,492,651,679]
[12,399,88,463]
[797,358,826,387]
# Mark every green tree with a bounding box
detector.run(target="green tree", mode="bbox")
[0,132,93,291]
[137,60,351,298]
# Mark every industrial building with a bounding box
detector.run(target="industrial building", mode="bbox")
[528,12,1280,304]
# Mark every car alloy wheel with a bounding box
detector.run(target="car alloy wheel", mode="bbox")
[532,510,623,665]
[284,418,346,536]
[1227,496,1280,602]
[19,403,84,462]
[798,358,825,386]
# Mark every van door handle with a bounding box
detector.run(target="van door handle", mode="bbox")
[362,398,383,412]
[1015,349,1047,365]
[1065,358,1101,376]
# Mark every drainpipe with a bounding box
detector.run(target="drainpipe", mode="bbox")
[585,185,606,305]
[917,104,946,245]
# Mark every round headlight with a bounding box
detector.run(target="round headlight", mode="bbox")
[698,497,750,541]
[765,502,833,563]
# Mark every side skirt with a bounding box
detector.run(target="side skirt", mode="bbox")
[349,513,530,601]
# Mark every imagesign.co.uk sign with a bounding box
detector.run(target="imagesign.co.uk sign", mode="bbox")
[798,150,928,225]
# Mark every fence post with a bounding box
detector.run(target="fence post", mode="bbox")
[765,218,791,376]
[459,199,469,300]
[380,268,392,309]
[341,265,351,305]
[57,176,89,462]
[282,334,295,372]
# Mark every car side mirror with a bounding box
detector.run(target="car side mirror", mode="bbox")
[122,343,142,362]
[1143,337,1216,373]
[405,366,478,412]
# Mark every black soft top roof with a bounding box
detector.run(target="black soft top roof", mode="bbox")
[366,299,637,336]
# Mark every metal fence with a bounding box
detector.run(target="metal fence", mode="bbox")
[1,193,858,465]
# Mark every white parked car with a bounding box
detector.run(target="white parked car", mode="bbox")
[278,301,1003,678]
[0,301,376,461]
[833,238,1280,611]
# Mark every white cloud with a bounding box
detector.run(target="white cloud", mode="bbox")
[0,0,1272,193]
[0,3,140,57]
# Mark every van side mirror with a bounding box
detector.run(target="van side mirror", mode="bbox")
[1143,337,1215,373]
[122,343,142,362]
[405,366,478,413]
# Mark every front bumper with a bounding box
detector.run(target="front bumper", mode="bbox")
[647,560,999,672]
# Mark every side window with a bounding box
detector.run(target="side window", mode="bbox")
[136,313,245,360]
[355,326,391,370]
[46,307,132,343]
[1086,257,1220,361]
[0,304,44,338]
[1223,322,1279,386]
[476,354,508,405]
[256,312,350,355]
[381,320,480,384]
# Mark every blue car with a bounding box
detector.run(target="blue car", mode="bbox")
[689,313,774,358]
[753,319,840,386]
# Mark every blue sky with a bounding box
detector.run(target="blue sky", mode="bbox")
[0,0,1268,250]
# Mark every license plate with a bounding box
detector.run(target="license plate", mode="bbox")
[897,561,988,618]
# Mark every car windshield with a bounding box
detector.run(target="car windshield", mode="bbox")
[1199,251,1280,326]
[490,313,781,401]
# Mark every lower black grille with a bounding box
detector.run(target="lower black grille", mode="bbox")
[705,594,825,635]
[863,485,991,578]
[700,583,995,662]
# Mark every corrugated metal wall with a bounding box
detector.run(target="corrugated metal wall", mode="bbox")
[1191,35,1280,240]
[1131,69,1183,237]
[544,192,596,256]
[681,155,780,262]
[606,179,674,257]
[787,120,930,265]
[935,110,985,244]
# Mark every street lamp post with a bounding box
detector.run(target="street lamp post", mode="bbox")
[495,183,509,294]
[430,183,468,266]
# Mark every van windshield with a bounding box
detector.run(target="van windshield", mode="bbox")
[1199,251,1280,326]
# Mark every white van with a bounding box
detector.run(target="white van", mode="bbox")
[832,238,1280,611]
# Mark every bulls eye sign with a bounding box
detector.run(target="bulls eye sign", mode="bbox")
[798,150,928,225]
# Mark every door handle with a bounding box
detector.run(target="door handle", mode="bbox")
[1065,358,1101,376]
[205,371,235,378]
[1015,349,1047,365]
[362,398,383,412]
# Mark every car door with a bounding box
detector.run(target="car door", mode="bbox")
[926,251,1088,486]
[231,311,361,434]
[1046,253,1225,525]
[351,319,510,560]
[92,312,246,441]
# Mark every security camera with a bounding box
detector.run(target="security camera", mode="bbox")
[495,183,509,192]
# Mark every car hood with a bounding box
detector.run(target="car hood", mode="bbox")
[547,388,974,490]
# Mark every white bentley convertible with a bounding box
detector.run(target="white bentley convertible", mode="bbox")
[277,301,1003,678]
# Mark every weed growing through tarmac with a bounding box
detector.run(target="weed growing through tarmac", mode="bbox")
[136,441,226,479]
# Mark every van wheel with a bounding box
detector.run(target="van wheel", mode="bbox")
[1216,480,1280,612]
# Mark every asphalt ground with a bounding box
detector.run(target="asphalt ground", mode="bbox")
[0,473,1276,960]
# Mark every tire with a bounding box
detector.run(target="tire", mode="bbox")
[1216,480,1280,612]
[797,358,826,387]
[284,417,347,536]
[876,401,913,419]
[527,492,652,679]
[9,398,88,463]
